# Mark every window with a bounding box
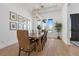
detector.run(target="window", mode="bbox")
[47,19,56,32]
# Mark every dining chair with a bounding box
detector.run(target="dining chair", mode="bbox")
[41,30,48,49]
[45,30,48,43]
[17,30,36,56]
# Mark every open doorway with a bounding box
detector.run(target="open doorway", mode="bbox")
[47,19,57,39]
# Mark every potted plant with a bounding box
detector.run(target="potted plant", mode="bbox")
[54,22,62,39]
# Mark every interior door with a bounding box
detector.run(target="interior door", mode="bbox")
[70,14,79,41]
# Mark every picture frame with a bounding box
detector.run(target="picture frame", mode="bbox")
[10,11,17,21]
[17,15,24,22]
[10,22,17,30]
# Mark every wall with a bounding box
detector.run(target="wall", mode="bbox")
[62,4,70,45]
[40,11,62,23]
[40,11,62,38]
[68,3,79,14]
[0,3,32,49]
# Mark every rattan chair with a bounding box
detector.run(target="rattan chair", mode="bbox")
[41,30,48,49]
[17,30,36,56]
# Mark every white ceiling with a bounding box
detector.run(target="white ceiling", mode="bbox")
[18,3,64,14]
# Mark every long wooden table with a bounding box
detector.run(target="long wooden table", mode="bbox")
[29,32,44,51]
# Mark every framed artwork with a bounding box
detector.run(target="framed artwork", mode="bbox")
[17,15,24,22]
[10,11,17,21]
[18,23,24,30]
[10,22,17,30]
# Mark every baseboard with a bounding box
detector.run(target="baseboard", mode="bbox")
[0,42,17,50]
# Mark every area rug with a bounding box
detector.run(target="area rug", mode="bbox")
[71,41,79,46]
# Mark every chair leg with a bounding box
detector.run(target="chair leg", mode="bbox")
[41,42,43,50]
[27,51,30,56]
[18,48,21,56]
[35,42,38,54]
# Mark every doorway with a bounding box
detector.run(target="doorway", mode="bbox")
[70,13,79,46]
[70,14,79,41]
[47,19,57,38]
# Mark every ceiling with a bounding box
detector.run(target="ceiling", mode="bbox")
[18,3,64,14]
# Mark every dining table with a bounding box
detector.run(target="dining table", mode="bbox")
[29,32,44,52]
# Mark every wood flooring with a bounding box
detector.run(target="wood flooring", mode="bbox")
[0,38,79,56]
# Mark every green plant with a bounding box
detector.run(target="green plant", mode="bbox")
[55,22,62,39]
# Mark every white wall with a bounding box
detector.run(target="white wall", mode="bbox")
[62,4,70,45]
[40,11,62,23]
[0,4,32,49]
[68,3,79,14]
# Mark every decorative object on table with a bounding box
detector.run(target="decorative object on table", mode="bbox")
[17,15,24,22]
[10,22,17,30]
[37,25,41,34]
[42,19,46,23]
[18,23,24,30]
[54,22,62,39]
[10,11,17,21]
